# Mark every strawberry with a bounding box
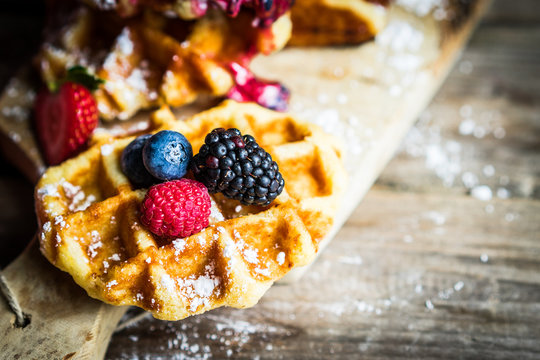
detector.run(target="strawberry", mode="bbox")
[35,66,104,165]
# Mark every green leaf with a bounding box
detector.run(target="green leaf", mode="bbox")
[65,66,105,92]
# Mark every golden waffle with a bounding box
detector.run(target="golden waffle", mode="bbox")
[38,6,291,121]
[289,0,389,46]
[35,100,346,320]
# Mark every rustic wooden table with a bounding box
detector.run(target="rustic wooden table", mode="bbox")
[1,0,539,359]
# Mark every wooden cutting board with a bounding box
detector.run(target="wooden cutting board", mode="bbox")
[0,1,491,358]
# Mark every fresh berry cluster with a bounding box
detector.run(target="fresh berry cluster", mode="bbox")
[122,126,284,238]
[191,128,284,206]
[140,179,211,238]
[122,131,202,238]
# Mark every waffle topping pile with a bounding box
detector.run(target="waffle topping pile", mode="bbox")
[119,122,285,238]
[35,101,346,320]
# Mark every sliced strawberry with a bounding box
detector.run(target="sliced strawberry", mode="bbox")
[34,67,103,166]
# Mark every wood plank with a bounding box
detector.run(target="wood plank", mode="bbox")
[105,1,540,356]
[3,0,532,359]
[105,189,540,359]
[0,241,126,360]
[377,23,540,199]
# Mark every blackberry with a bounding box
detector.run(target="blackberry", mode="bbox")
[191,128,285,206]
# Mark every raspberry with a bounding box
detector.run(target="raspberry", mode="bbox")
[140,179,211,238]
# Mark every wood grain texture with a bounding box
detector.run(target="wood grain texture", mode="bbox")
[0,241,127,360]
[105,1,540,358]
[0,0,538,359]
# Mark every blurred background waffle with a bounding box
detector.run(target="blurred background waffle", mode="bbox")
[38,1,293,121]
[290,0,389,46]
[37,0,391,122]
[36,101,346,320]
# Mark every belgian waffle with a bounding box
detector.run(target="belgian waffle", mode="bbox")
[38,5,291,121]
[289,0,389,46]
[35,100,346,320]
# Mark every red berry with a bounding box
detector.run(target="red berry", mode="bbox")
[140,179,212,238]
[35,82,99,165]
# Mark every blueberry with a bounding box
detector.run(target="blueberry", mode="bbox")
[121,134,158,188]
[142,130,193,181]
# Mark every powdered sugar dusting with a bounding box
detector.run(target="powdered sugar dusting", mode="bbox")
[54,215,68,229]
[87,231,103,259]
[276,251,285,265]
[397,0,447,18]
[42,221,51,233]
[172,238,187,256]
[37,184,60,199]
[209,199,225,224]
[39,179,97,212]
[398,104,513,214]
[471,185,492,201]
[254,267,271,276]
[160,274,177,292]
[117,28,134,55]
[101,143,114,156]
[106,280,118,289]
[60,179,97,212]
[243,248,259,264]
[176,263,221,312]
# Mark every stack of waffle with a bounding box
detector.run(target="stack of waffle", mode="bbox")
[37,0,389,121]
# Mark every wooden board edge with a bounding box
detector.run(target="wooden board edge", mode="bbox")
[280,0,493,283]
